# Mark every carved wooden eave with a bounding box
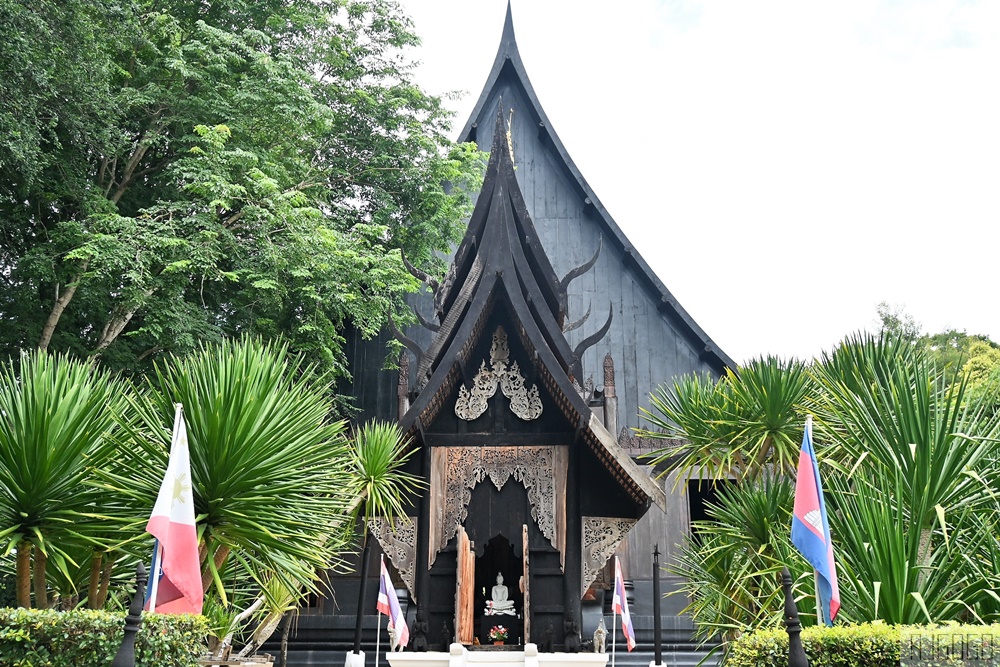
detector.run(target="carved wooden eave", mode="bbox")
[458,3,735,374]
[398,108,664,514]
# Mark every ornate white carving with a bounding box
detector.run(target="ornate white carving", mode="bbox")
[369,516,417,599]
[431,446,566,569]
[454,327,542,421]
[454,360,497,420]
[580,516,637,597]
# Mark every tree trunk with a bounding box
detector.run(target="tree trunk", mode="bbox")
[214,596,264,659]
[279,612,291,667]
[237,608,286,658]
[88,551,103,609]
[94,303,147,352]
[38,260,88,350]
[32,546,48,610]
[96,557,114,608]
[352,530,373,654]
[201,540,231,592]
[16,541,31,608]
[918,526,932,587]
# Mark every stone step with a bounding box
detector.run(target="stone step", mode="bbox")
[280,648,719,667]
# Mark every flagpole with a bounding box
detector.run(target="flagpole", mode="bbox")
[147,543,162,613]
[376,555,383,667]
[612,606,617,667]
[813,569,824,626]
[807,413,824,626]
[612,555,620,667]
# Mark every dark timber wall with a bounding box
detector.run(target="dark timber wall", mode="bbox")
[345,69,727,433]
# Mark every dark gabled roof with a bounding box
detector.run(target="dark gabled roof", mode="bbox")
[399,110,665,511]
[458,3,735,374]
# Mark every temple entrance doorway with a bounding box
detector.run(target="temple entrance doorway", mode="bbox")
[475,534,523,644]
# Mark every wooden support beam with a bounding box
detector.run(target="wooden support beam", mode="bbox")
[422,432,572,447]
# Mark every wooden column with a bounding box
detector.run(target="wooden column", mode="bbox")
[522,524,531,643]
[415,437,431,613]
[563,434,582,645]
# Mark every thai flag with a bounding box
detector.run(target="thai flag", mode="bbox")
[791,416,840,625]
[378,556,409,649]
[612,556,635,651]
[145,405,203,614]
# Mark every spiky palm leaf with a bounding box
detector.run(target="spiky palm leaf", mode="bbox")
[814,333,1000,538]
[671,475,810,646]
[642,356,813,482]
[101,338,353,601]
[0,350,128,607]
[347,420,423,527]
[828,471,979,624]
[345,419,423,653]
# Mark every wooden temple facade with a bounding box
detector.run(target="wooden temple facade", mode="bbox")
[271,6,734,664]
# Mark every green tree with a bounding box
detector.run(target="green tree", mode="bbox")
[670,475,809,646]
[815,333,999,540]
[346,420,422,655]
[0,350,128,609]
[647,331,1000,640]
[875,302,921,341]
[0,0,483,386]
[873,302,999,374]
[103,338,354,605]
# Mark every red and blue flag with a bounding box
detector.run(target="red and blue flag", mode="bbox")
[612,556,635,651]
[791,416,840,625]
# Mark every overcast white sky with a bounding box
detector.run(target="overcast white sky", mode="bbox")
[397,0,1000,365]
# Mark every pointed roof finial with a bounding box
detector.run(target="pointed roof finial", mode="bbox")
[501,1,516,51]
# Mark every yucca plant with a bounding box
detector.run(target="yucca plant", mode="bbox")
[671,475,810,646]
[642,356,814,482]
[827,470,980,624]
[347,419,423,654]
[102,337,354,607]
[814,333,1000,562]
[0,350,128,609]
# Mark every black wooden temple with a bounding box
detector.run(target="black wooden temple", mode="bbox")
[270,5,735,664]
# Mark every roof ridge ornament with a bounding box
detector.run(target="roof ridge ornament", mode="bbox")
[506,108,515,162]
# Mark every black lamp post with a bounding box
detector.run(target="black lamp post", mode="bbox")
[781,567,809,667]
[111,562,147,667]
[653,545,662,666]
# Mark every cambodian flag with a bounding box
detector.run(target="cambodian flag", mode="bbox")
[791,416,840,625]
[378,556,409,649]
[612,556,635,651]
[145,405,203,614]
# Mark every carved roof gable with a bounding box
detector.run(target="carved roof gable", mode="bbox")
[398,109,665,512]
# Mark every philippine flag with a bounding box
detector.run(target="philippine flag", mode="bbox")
[612,556,635,651]
[790,415,840,625]
[378,556,409,649]
[145,404,203,614]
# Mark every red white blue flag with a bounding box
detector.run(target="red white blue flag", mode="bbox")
[145,404,203,614]
[378,556,409,649]
[791,416,840,625]
[612,556,635,651]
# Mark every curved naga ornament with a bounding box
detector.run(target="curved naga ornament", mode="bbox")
[455,327,542,421]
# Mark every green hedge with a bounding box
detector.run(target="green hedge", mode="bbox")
[728,623,1000,667]
[0,608,207,667]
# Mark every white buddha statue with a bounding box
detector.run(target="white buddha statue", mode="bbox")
[487,572,516,616]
